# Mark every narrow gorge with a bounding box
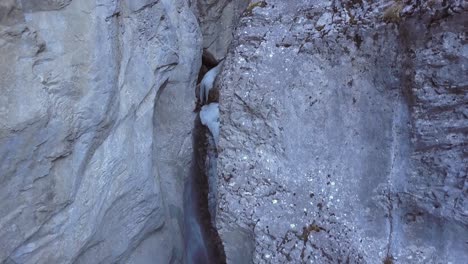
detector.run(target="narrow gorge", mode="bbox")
[0,0,466,264]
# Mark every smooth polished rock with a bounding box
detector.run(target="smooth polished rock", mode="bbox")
[0,0,201,263]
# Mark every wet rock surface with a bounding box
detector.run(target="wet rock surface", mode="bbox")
[185,113,225,264]
[217,0,467,263]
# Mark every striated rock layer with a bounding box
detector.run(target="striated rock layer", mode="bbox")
[0,0,201,263]
[217,0,467,263]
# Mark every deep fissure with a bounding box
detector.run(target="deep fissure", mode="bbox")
[183,50,225,264]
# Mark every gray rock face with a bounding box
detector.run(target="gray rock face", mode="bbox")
[217,0,467,263]
[0,0,201,263]
[191,0,249,60]
[1,0,466,263]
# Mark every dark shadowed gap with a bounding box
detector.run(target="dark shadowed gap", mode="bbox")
[183,113,226,264]
[197,49,218,84]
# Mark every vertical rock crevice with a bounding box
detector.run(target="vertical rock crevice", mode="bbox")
[183,1,249,263]
[184,112,225,264]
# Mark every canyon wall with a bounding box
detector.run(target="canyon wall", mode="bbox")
[216,0,467,263]
[1,0,466,263]
[0,0,201,263]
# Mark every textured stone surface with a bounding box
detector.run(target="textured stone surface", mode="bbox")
[191,0,249,60]
[0,0,201,263]
[2,0,467,263]
[217,0,467,263]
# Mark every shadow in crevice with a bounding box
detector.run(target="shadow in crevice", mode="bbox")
[183,113,225,264]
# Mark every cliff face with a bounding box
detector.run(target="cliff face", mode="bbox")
[1,0,466,263]
[0,0,201,263]
[216,0,467,263]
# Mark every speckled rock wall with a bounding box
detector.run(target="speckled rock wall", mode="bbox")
[216,0,467,263]
[0,0,201,263]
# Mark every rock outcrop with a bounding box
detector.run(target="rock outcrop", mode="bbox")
[217,0,467,263]
[1,0,466,263]
[0,0,201,263]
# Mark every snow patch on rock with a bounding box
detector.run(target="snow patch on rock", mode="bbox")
[200,103,220,146]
